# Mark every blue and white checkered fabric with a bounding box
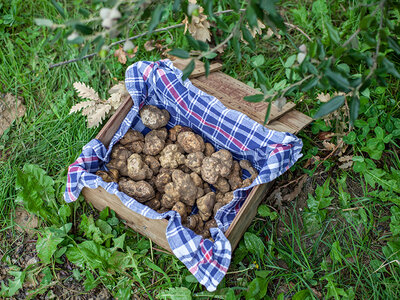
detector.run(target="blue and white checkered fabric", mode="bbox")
[65,59,303,291]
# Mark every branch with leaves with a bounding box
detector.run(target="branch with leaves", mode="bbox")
[38,0,400,127]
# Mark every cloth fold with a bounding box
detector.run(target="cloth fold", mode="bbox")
[64,59,303,291]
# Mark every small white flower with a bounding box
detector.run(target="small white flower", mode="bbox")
[109,8,121,20]
[123,40,134,52]
[99,8,111,20]
[67,31,79,41]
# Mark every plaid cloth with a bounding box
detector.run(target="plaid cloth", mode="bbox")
[64,59,303,291]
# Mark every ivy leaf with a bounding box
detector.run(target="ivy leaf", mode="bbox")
[314,96,345,119]
[244,232,264,257]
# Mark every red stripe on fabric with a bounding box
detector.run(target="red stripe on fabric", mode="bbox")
[189,240,228,274]
[157,69,249,151]
[270,144,293,156]
[143,63,154,81]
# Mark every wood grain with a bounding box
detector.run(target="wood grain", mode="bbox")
[191,72,296,124]
[82,186,172,252]
[172,58,223,78]
[96,95,132,147]
[225,182,273,250]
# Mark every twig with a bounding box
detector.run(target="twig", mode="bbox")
[49,23,184,68]
[342,206,364,211]
[284,22,312,42]
[373,260,400,273]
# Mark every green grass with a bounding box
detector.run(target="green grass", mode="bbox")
[1,0,400,299]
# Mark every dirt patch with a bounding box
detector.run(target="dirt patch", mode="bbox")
[0,93,25,137]
[0,229,112,299]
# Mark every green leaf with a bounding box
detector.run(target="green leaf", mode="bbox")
[292,289,311,300]
[66,240,111,270]
[75,23,93,35]
[15,164,59,225]
[244,94,264,103]
[244,232,264,257]
[349,96,360,126]
[34,18,53,27]
[204,59,210,77]
[324,69,350,92]
[330,241,342,264]
[360,15,375,30]
[381,58,400,78]
[203,52,217,59]
[314,96,345,119]
[181,59,195,81]
[241,25,256,49]
[112,233,126,250]
[325,22,340,44]
[232,36,241,62]
[252,55,265,67]
[215,17,229,32]
[148,5,165,33]
[246,5,258,28]
[36,227,66,264]
[51,0,66,18]
[246,277,268,299]
[157,287,192,300]
[83,270,98,291]
[301,77,319,92]
[185,34,200,50]
[168,48,190,59]
[284,54,297,68]
[4,270,26,297]
[93,35,105,53]
[388,37,400,55]
[78,42,90,59]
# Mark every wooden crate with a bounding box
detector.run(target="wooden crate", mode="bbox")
[82,60,312,253]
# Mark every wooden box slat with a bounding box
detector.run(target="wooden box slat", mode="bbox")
[191,72,296,125]
[82,60,312,254]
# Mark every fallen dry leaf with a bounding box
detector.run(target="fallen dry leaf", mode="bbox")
[144,40,156,52]
[114,45,137,64]
[322,140,336,151]
[14,206,38,236]
[283,175,308,202]
[0,93,26,137]
[318,132,335,141]
[250,20,267,38]
[338,155,353,169]
[317,92,331,103]
[187,7,211,43]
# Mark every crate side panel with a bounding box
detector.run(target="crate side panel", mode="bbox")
[82,187,171,252]
[191,72,296,124]
[225,182,273,250]
[96,95,133,147]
